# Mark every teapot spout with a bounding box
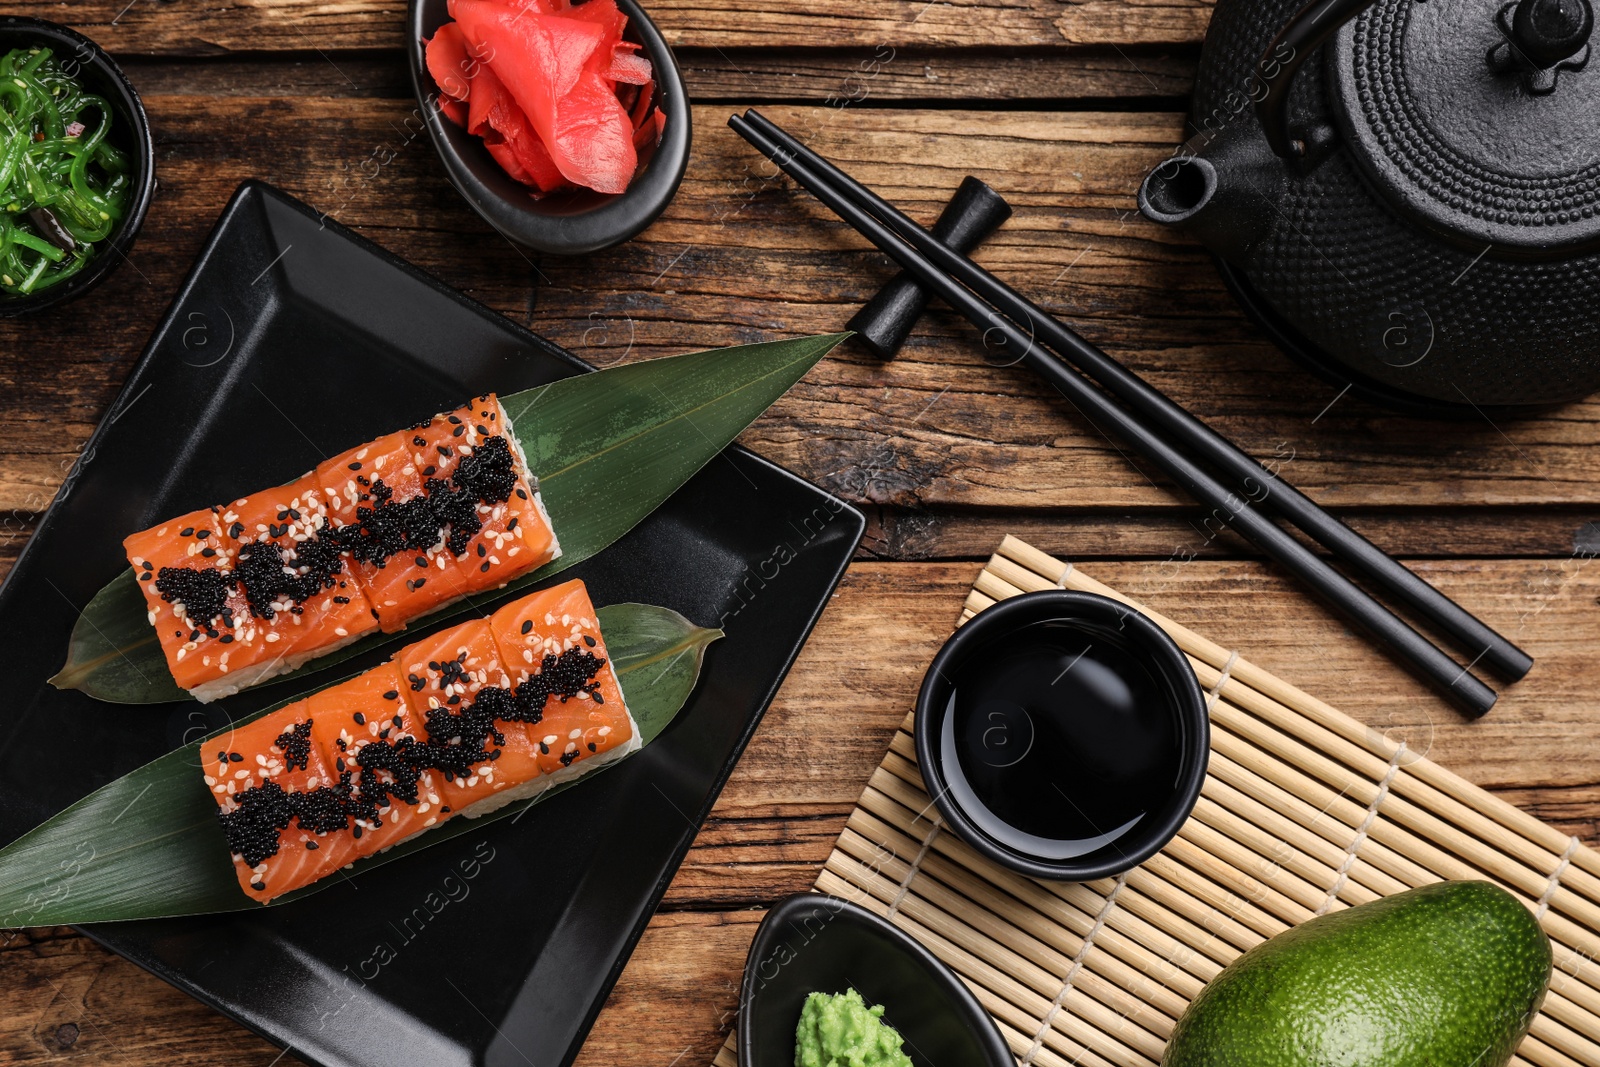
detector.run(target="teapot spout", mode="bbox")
[1137,123,1288,265]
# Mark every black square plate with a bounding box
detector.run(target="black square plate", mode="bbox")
[0,181,863,1067]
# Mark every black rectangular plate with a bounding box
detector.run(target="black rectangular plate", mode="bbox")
[0,181,863,1067]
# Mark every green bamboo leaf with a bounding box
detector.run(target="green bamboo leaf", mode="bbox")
[3,603,719,926]
[51,332,846,703]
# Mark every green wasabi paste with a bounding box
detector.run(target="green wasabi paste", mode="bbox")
[795,988,914,1067]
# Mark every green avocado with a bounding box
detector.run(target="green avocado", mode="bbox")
[1163,881,1551,1067]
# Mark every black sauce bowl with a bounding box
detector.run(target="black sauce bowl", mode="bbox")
[738,893,1014,1067]
[406,0,690,256]
[0,17,155,317]
[915,590,1208,882]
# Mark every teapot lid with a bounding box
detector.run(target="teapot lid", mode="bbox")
[1330,0,1600,254]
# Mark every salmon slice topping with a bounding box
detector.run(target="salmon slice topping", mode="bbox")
[207,580,631,901]
[126,394,561,697]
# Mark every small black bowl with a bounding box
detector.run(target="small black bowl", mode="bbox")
[407,0,690,256]
[915,590,1208,882]
[738,893,1014,1067]
[0,17,155,317]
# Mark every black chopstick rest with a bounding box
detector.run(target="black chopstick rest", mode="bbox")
[847,176,1012,358]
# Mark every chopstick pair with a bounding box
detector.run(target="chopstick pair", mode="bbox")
[729,108,1532,718]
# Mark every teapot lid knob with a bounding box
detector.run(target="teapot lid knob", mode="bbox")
[1508,0,1593,68]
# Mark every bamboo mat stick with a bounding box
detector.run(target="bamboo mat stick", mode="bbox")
[856,772,1225,985]
[840,809,1201,1012]
[823,847,1169,1061]
[874,742,1263,960]
[714,540,1600,1067]
[863,762,1242,977]
[832,825,1180,1041]
[815,867,1137,1067]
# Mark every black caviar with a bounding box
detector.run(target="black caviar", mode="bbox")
[155,434,521,626]
[216,645,607,869]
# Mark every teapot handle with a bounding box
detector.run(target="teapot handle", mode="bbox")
[1255,0,1379,158]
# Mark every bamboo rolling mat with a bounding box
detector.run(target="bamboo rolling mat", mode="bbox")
[712,536,1600,1067]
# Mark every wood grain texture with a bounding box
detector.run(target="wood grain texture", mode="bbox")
[2,99,1596,522]
[5,559,1598,1066]
[14,0,1213,55]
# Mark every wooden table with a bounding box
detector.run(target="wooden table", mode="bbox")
[3,1,1598,1063]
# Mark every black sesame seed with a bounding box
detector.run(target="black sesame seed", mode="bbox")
[179,527,194,537]
[521,620,533,634]
[251,881,266,891]
[353,712,366,725]
[229,752,244,762]
[480,562,490,573]
[306,841,319,850]
[348,461,361,470]
[477,543,486,558]
[382,690,398,701]
[196,529,210,539]
[393,715,403,728]
[220,634,234,644]
[415,555,428,568]
[584,635,596,647]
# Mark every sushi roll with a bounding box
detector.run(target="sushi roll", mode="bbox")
[207,579,637,902]
[126,394,561,702]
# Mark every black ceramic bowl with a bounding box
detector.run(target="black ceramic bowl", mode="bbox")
[0,17,155,317]
[406,0,690,255]
[738,894,1013,1067]
[915,590,1208,882]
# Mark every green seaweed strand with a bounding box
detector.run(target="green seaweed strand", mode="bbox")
[0,46,131,297]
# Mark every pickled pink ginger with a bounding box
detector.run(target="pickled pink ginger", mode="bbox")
[424,0,663,196]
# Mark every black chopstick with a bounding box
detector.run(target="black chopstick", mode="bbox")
[730,112,1500,718]
[738,109,1532,687]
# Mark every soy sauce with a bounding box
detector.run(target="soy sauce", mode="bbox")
[938,620,1181,862]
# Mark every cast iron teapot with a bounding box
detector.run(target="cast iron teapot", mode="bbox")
[1138,0,1600,414]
